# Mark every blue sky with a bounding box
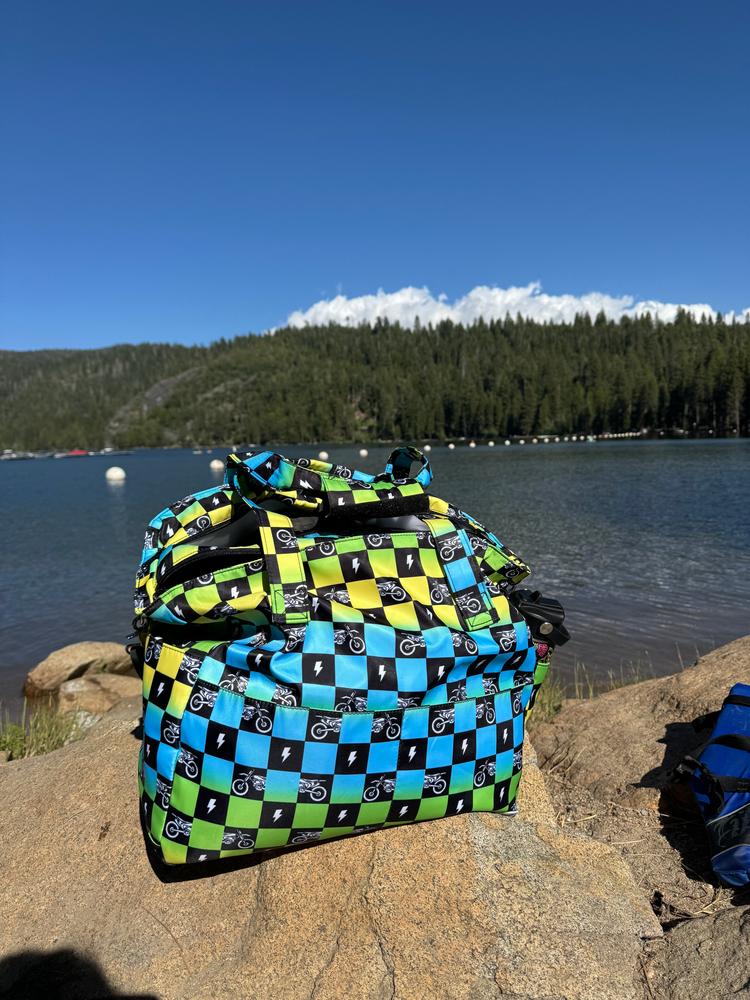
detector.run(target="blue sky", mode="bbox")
[1,1,748,350]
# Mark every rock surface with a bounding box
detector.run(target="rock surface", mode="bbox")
[24,641,134,697]
[0,708,660,1000]
[57,673,141,716]
[532,637,750,995]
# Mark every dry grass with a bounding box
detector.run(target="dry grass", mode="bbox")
[530,658,653,727]
[0,699,80,760]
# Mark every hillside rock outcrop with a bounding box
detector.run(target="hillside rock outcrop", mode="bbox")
[24,641,134,697]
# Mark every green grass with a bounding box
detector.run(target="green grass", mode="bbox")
[529,658,653,727]
[0,699,80,760]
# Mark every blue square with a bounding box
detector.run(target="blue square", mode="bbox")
[302,741,337,773]
[236,729,271,767]
[199,656,226,685]
[273,705,309,741]
[476,725,496,758]
[363,623,396,657]
[340,712,373,743]
[425,735,453,768]
[396,659,427,691]
[156,741,179,780]
[144,702,164,740]
[301,683,335,710]
[180,710,208,751]
[270,650,303,685]
[367,742,399,773]
[395,770,424,799]
[201,754,234,793]
[332,773,366,802]
[265,768,301,802]
[213,690,244,728]
[424,627,453,658]
[304,620,334,651]
[334,654,368,690]
[451,761,475,792]
[402,708,429,740]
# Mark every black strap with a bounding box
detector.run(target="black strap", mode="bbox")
[708,733,750,754]
[675,732,750,810]
[725,693,750,708]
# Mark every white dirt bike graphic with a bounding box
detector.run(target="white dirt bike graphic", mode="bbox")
[371,714,401,739]
[366,533,385,548]
[469,534,488,554]
[364,776,397,801]
[482,677,500,696]
[189,687,218,713]
[495,628,516,653]
[181,655,202,684]
[438,536,463,562]
[177,749,199,779]
[476,701,496,725]
[283,585,309,610]
[430,707,455,734]
[423,773,448,795]
[298,778,328,802]
[222,830,255,849]
[513,748,523,770]
[396,695,420,708]
[449,682,467,704]
[155,778,172,810]
[316,540,336,557]
[272,684,298,706]
[430,583,450,604]
[310,716,343,741]
[333,625,365,654]
[145,640,162,664]
[399,634,426,656]
[163,720,181,745]
[219,672,248,694]
[512,692,523,715]
[291,830,321,845]
[165,816,193,840]
[323,588,351,605]
[456,593,483,616]
[474,760,496,787]
[274,528,298,549]
[282,626,306,651]
[335,692,368,712]
[240,703,273,733]
[231,770,266,796]
[377,581,407,602]
[451,633,479,656]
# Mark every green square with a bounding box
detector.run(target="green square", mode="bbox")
[392,533,418,549]
[170,774,199,817]
[226,797,262,828]
[369,549,397,579]
[508,772,522,804]
[189,818,225,851]
[416,796,449,821]
[322,824,355,839]
[471,785,495,811]
[355,801,390,825]
[161,840,188,865]
[336,536,365,554]
[310,555,345,587]
[256,826,292,850]
[186,583,220,613]
[292,803,328,828]
[150,804,167,841]
[420,550,441,576]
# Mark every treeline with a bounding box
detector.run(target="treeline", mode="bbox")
[1,311,748,450]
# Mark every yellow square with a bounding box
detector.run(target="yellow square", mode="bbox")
[310,556,345,588]
[385,603,419,630]
[346,579,382,609]
[419,549,441,577]
[403,576,430,604]
[369,549,398,579]
[156,643,184,679]
[434,606,461,630]
[167,681,191,717]
[276,552,303,582]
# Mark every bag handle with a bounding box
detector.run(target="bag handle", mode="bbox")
[382,446,433,487]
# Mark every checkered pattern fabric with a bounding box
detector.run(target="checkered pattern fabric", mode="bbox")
[134,448,552,865]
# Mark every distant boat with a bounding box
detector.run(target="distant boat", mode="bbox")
[65,449,89,457]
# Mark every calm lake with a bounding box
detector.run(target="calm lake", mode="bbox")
[1,440,748,707]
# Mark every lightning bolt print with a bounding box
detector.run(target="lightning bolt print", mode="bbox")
[281,746,291,763]
[313,660,323,676]
[337,809,348,822]
[272,809,283,823]
[230,585,239,599]
[456,799,465,812]
[461,738,469,755]
[408,745,417,762]
[378,664,386,682]
[206,798,216,814]
[352,557,360,574]
[347,750,358,767]
[437,665,445,680]
[399,806,409,816]
[156,682,165,697]
[406,553,414,570]
[216,733,225,749]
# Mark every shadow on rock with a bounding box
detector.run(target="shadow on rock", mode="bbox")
[0,948,159,1000]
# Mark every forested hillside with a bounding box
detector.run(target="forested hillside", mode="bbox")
[1,312,748,449]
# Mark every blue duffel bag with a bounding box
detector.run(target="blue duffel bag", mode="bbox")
[676,683,750,888]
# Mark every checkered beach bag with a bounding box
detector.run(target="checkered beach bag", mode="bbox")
[132,447,559,864]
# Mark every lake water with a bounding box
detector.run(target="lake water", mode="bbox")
[1,440,748,707]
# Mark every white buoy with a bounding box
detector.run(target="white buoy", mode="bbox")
[554,437,560,443]
[358,448,368,458]
[532,437,538,444]
[504,439,511,446]
[519,439,525,445]
[468,441,476,448]
[105,465,126,482]
[447,442,455,450]
[423,444,432,452]
[210,459,224,472]
[488,440,495,447]
[318,450,329,461]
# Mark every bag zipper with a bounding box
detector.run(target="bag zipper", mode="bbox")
[154,546,262,596]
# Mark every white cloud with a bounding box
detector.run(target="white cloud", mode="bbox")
[286,282,750,328]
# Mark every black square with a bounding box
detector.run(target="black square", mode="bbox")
[302,653,336,685]
[395,547,422,579]
[423,767,451,797]
[362,772,397,803]
[148,675,174,711]
[447,791,473,816]
[339,550,372,583]
[195,787,229,825]
[335,743,370,774]
[325,802,357,827]
[306,711,344,743]
[452,730,476,762]
[259,800,296,828]
[206,720,238,760]
[366,656,397,688]
[186,847,221,863]
[466,655,494,677]
[426,658,451,687]
[428,703,456,737]
[268,737,304,771]
[217,576,251,601]
[386,799,420,823]
[496,719,514,751]
[494,778,512,810]
[397,738,427,770]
